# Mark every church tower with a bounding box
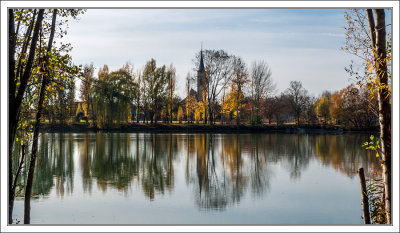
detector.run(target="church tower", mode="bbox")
[197,49,205,101]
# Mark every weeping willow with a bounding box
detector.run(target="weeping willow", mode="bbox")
[92,69,137,129]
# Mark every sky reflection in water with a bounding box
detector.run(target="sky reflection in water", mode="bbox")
[12,133,379,224]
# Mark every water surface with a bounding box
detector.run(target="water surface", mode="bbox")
[13,132,379,224]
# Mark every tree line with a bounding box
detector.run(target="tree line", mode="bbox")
[71,54,379,130]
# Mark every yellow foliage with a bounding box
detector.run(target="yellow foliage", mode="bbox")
[177,107,184,124]
[82,102,88,117]
[195,108,201,123]
[76,102,84,116]
[186,94,197,121]
[222,88,244,117]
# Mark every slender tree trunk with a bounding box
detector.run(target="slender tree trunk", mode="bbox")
[366,9,391,224]
[9,144,25,223]
[374,9,391,224]
[136,104,140,123]
[9,10,44,153]
[297,113,300,126]
[9,9,44,224]
[358,168,371,224]
[15,10,36,86]
[24,9,57,224]
[8,9,16,225]
[208,102,213,125]
[86,91,90,125]
[24,77,47,223]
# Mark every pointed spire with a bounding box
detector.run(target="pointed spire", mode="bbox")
[198,43,205,72]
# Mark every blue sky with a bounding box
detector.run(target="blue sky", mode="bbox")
[61,9,380,98]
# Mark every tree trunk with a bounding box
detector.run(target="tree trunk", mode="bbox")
[9,9,44,224]
[208,101,213,125]
[9,10,44,153]
[366,9,391,224]
[358,168,371,224]
[24,76,47,224]
[8,9,16,225]
[24,9,57,224]
[136,105,140,123]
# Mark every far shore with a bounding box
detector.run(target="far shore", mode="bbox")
[38,123,379,134]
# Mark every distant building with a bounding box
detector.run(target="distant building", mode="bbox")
[196,49,205,101]
[180,48,206,106]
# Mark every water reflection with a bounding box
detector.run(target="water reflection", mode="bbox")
[25,132,378,211]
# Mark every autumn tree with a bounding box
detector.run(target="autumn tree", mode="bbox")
[80,63,95,124]
[198,50,234,125]
[164,64,177,123]
[177,107,184,124]
[366,10,391,223]
[8,10,44,223]
[231,57,248,125]
[315,96,331,125]
[194,107,201,124]
[222,87,244,123]
[344,9,391,223]
[22,9,84,224]
[135,69,142,123]
[304,95,317,125]
[141,59,167,124]
[8,9,84,224]
[263,96,282,125]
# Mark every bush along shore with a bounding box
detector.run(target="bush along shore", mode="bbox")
[38,123,379,134]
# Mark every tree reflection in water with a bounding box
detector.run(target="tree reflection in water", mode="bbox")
[18,132,378,212]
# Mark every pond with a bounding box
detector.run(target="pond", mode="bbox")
[12,132,379,224]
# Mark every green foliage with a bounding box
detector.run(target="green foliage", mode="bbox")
[141,59,168,124]
[315,96,331,124]
[249,114,262,126]
[93,68,137,128]
[362,135,381,152]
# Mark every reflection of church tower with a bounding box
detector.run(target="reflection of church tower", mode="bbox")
[197,49,205,101]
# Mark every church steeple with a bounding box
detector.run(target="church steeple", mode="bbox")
[197,44,205,101]
[198,48,204,73]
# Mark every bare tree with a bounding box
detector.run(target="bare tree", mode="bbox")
[166,64,176,124]
[185,73,196,123]
[285,81,309,125]
[231,56,248,125]
[250,60,276,122]
[201,50,234,125]
[135,69,142,123]
[80,63,94,125]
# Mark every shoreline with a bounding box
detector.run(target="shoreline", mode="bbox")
[38,123,379,134]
